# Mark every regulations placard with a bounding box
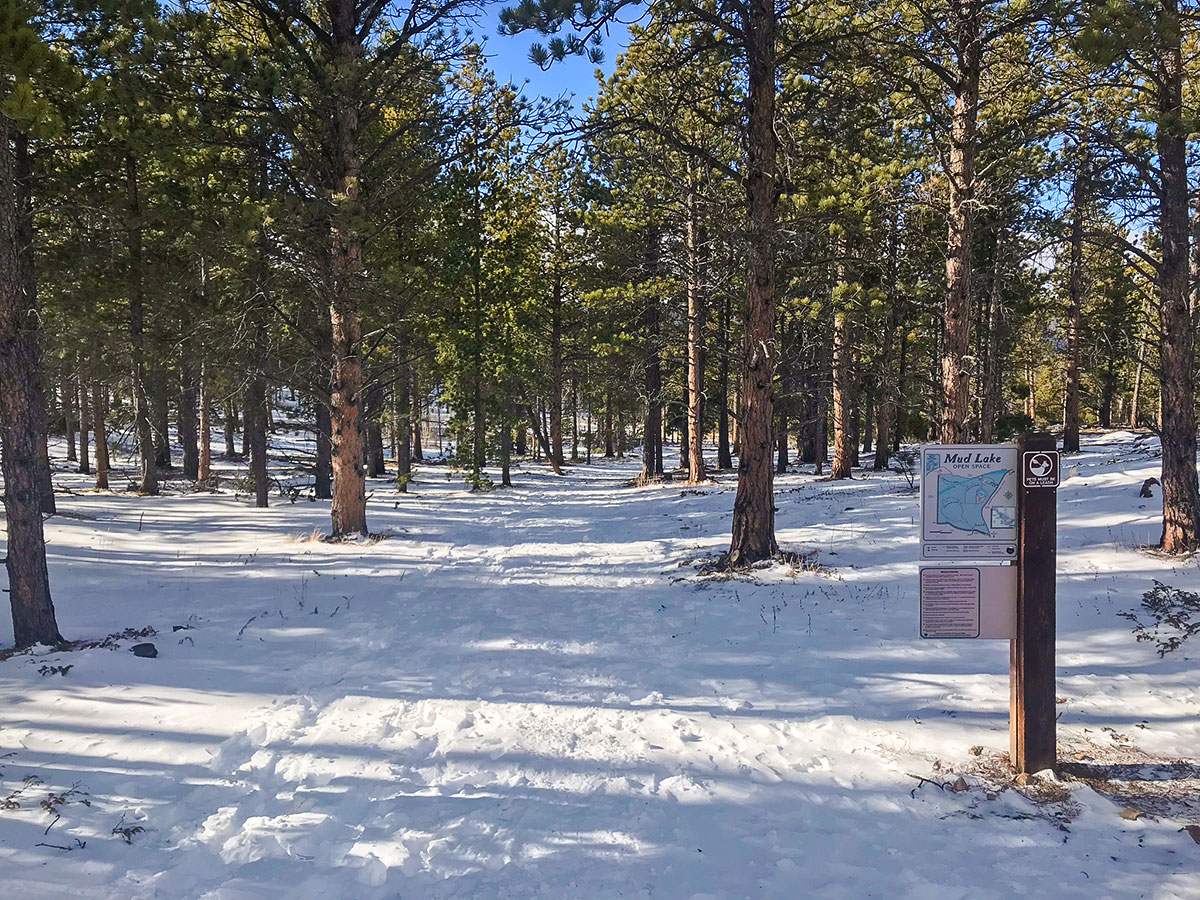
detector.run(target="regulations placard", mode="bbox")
[920,445,1018,560]
[920,565,1017,639]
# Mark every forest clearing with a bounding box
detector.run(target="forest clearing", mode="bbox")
[7,0,1200,894]
[1,430,1199,897]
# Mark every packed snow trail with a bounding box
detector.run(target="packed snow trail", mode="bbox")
[1,434,1198,898]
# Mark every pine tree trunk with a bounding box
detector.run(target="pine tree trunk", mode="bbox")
[940,0,981,443]
[830,284,856,480]
[248,368,269,508]
[501,404,513,487]
[718,289,732,469]
[64,376,77,462]
[77,376,90,475]
[396,350,412,491]
[365,384,386,477]
[686,192,707,483]
[550,276,565,467]
[815,337,829,475]
[776,408,788,473]
[1130,304,1146,428]
[14,135,54,514]
[180,345,199,480]
[604,394,614,457]
[1,122,61,647]
[1155,0,1200,553]
[315,400,333,499]
[875,219,900,471]
[126,152,157,494]
[325,4,368,535]
[729,0,779,563]
[800,368,820,465]
[1024,364,1036,420]
[894,329,907,453]
[526,403,563,474]
[92,381,110,490]
[198,366,211,483]
[153,369,172,469]
[1063,158,1085,454]
[35,423,54,512]
[411,367,423,460]
[570,377,580,463]
[861,395,874,455]
[241,384,255,460]
[641,232,664,484]
[681,388,690,471]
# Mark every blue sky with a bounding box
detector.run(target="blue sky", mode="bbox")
[471,8,631,110]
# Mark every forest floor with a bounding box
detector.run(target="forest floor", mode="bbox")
[1,431,1199,898]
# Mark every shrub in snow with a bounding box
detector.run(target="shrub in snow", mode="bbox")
[1119,581,1200,656]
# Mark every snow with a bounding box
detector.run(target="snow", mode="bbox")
[2,432,1199,898]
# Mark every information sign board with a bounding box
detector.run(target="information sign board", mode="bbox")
[920,445,1018,560]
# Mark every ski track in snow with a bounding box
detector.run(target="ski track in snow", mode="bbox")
[1,431,1199,898]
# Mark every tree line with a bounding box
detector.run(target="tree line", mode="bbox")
[3,0,1199,647]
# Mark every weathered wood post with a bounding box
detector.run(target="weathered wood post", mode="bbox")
[1011,432,1059,774]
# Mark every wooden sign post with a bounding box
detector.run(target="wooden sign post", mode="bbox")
[1010,433,1059,774]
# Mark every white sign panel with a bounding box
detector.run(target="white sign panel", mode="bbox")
[920,564,1017,639]
[920,445,1018,560]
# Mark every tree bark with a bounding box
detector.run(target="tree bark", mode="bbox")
[729,0,779,563]
[241,384,252,460]
[77,375,90,475]
[526,403,563,474]
[1130,295,1147,427]
[126,152,157,494]
[63,377,76,462]
[180,343,200,480]
[397,353,412,491]
[686,191,707,483]
[1063,156,1086,454]
[570,376,580,463]
[325,2,368,536]
[549,274,565,467]
[224,397,237,458]
[717,288,732,469]
[604,393,614,457]
[92,381,110,490]
[875,216,900,470]
[501,404,513,487]
[153,368,172,469]
[830,291,856,481]
[365,383,386,477]
[640,230,664,484]
[14,134,53,514]
[1155,0,1200,553]
[0,122,61,647]
[315,401,333,499]
[940,0,981,443]
[198,365,211,483]
[247,363,269,508]
[411,367,423,460]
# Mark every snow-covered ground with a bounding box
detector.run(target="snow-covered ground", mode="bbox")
[1,432,1198,898]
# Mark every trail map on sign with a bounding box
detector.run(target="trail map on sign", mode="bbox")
[920,445,1018,560]
[936,470,1010,535]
